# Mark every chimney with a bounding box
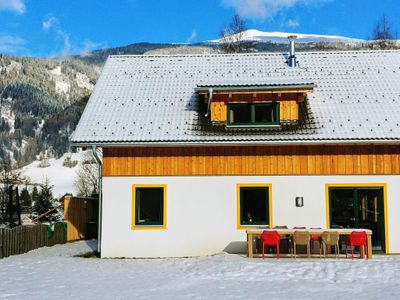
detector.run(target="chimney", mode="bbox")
[288,35,297,67]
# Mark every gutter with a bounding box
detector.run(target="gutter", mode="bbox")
[91,145,103,255]
[204,88,213,118]
[71,139,400,148]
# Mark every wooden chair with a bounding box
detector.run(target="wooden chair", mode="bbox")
[320,231,340,258]
[293,231,311,258]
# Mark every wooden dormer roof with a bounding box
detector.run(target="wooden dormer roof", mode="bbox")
[195,79,315,93]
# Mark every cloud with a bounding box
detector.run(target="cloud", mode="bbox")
[0,0,25,14]
[221,0,330,19]
[287,19,300,28]
[185,30,197,43]
[79,40,107,57]
[0,34,27,54]
[42,16,71,56]
[42,15,105,57]
[42,16,58,31]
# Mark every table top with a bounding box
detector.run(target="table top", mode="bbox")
[246,228,373,234]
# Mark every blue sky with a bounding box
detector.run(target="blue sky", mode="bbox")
[0,0,399,57]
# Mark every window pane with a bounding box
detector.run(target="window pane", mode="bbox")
[240,187,269,225]
[254,104,276,123]
[229,105,251,124]
[136,187,163,225]
[330,188,355,229]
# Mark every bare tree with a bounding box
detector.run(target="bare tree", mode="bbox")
[371,14,398,49]
[74,152,99,197]
[219,14,253,53]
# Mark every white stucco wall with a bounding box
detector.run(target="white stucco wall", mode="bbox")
[101,175,400,258]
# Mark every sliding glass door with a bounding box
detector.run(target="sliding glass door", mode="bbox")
[329,187,385,252]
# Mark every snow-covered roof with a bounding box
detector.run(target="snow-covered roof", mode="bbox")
[196,78,315,90]
[70,50,400,146]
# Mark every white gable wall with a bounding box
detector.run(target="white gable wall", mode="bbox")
[101,175,400,258]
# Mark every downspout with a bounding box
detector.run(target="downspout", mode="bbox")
[204,88,213,117]
[92,145,102,255]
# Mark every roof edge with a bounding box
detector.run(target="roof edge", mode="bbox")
[195,83,315,92]
[70,139,400,148]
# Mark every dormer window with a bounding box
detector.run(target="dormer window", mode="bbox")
[195,80,314,128]
[228,103,279,126]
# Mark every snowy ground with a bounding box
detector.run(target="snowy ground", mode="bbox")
[1,241,400,300]
[19,151,88,197]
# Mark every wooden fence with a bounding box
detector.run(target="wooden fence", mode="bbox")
[0,222,67,259]
[64,196,98,241]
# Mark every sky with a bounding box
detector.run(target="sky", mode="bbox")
[0,0,399,57]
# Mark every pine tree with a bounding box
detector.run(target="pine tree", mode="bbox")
[31,186,39,207]
[19,187,31,213]
[33,179,59,222]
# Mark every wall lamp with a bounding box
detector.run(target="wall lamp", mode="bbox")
[295,197,304,207]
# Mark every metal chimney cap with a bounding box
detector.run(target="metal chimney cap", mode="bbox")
[288,35,298,40]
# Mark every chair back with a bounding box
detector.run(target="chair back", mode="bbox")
[321,231,339,244]
[274,225,288,229]
[261,231,280,245]
[310,227,322,241]
[349,231,367,246]
[293,231,310,245]
[293,226,306,229]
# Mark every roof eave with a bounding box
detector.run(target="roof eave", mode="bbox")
[194,84,315,93]
[70,139,400,148]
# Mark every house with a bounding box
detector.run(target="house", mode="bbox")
[70,45,400,258]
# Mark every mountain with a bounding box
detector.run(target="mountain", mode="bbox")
[77,43,218,64]
[0,55,100,168]
[208,29,367,45]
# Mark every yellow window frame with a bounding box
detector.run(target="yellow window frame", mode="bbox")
[132,184,167,230]
[325,183,389,254]
[236,183,273,230]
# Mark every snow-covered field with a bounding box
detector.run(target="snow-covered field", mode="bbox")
[1,241,400,300]
[19,151,88,197]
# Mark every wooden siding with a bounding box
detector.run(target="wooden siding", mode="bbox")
[210,93,301,123]
[103,145,400,176]
[64,196,98,241]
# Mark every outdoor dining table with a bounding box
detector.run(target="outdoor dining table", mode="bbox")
[246,228,373,259]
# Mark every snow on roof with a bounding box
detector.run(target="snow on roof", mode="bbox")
[196,78,315,89]
[70,50,400,146]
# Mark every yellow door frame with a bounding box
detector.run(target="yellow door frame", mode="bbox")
[325,183,389,254]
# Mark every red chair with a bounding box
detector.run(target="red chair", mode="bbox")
[346,231,368,259]
[310,227,322,254]
[261,231,281,259]
[310,227,322,241]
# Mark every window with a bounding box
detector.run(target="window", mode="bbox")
[132,185,166,229]
[238,185,271,228]
[228,103,279,126]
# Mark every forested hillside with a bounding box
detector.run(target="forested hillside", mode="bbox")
[0,54,100,168]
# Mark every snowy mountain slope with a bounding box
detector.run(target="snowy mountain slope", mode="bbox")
[19,151,88,197]
[209,29,366,44]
